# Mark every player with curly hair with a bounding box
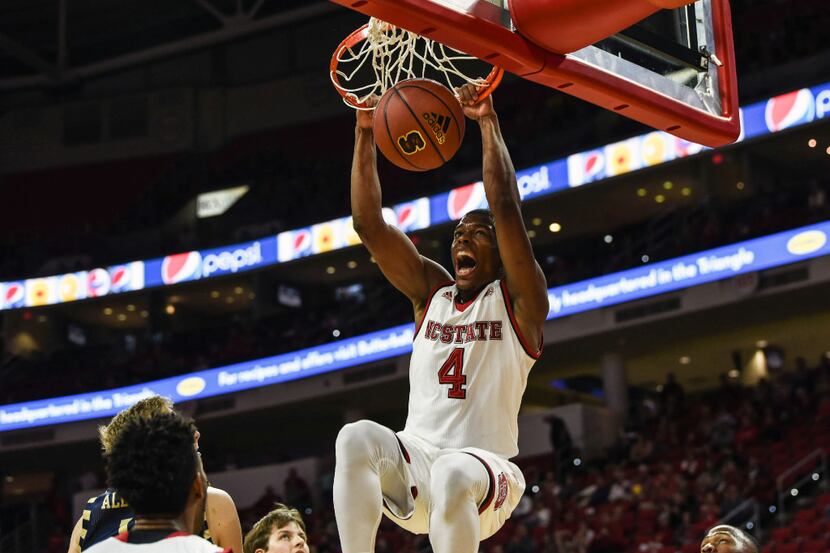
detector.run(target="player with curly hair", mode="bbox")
[69,397,242,553]
[84,411,228,552]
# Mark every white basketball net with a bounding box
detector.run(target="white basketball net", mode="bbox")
[332,17,490,110]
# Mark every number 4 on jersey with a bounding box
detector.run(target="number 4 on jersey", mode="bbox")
[438,348,466,399]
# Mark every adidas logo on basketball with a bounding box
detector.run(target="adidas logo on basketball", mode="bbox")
[422,112,451,144]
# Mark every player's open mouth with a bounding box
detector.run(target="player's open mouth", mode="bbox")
[455,253,477,277]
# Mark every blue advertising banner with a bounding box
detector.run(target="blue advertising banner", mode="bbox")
[2,222,829,433]
[2,82,829,312]
[144,238,278,288]
[547,223,830,318]
[0,324,415,432]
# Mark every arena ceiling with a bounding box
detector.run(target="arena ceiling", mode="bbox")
[0,0,334,90]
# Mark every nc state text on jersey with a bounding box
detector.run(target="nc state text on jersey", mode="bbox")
[423,320,503,343]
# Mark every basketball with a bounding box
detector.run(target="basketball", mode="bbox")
[373,79,465,171]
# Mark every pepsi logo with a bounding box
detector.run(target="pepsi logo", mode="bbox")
[4,282,25,308]
[447,182,486,220]
[765,89,814,132]
[292,230,312,255]
[566,150,606,187]
[277,229,313,262]
[161,252,202,285]
[398,205,416,228]
[87,268,112,297]
[110,266,131,292]
[584,152,604,178]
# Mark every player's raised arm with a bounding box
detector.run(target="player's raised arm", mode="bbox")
[457,85,549,346]
[351,100,452,315]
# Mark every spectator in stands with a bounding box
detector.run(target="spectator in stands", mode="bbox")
[84,412,218,552]
[243,504,309,553]
[700,524,758,553]
[660,373,685,415]
[68,396,242,553]
[283,469,311,512]
[504,523,534,553]
[545,414,574,483]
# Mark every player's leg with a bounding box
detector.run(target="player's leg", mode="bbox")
[334,420,413,553]
[427,452,491,553]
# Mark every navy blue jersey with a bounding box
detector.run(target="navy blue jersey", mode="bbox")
[79,489,211,551]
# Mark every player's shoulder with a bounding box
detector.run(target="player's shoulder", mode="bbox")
[85,534,226,553]
[206,486,234,504]
[173,534,227,552]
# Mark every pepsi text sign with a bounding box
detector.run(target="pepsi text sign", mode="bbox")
[1,82,829,311]
[145,239,277,287]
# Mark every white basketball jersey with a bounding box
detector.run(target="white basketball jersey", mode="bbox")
[404,279,540,458]
[85,533,227,553]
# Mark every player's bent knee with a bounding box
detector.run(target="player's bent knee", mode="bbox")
[335,420,391,463]
[430,454,485,506]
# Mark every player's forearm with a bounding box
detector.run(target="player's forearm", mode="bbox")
[478,115,520,212]
[351,127,386,234]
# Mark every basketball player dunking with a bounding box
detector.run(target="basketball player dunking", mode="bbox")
[333,84,549,553]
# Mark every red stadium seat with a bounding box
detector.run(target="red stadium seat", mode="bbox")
[681,543,698,553]
[801,538,828,552]
[795,522,823,538]
[771,527,794,542]
[774,543,800,553]
[762,546,776,553]
[793,507,818,523]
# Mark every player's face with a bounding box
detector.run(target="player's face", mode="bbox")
[261,522,309,553]
[451,213,500,291]
[700,532,743,553]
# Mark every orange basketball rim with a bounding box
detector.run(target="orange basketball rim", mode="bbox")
[330,18,504,110]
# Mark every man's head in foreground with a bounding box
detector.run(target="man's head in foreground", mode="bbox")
[701,525,759,553]
[106,411,207,534]
[244,504,309,553]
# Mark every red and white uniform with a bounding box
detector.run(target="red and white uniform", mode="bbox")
[85,532,228,553]
[386,279,541,538]
[404,279,540,458]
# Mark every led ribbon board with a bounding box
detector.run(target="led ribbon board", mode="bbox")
[2,222,829,432]
[0,82,827,311]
